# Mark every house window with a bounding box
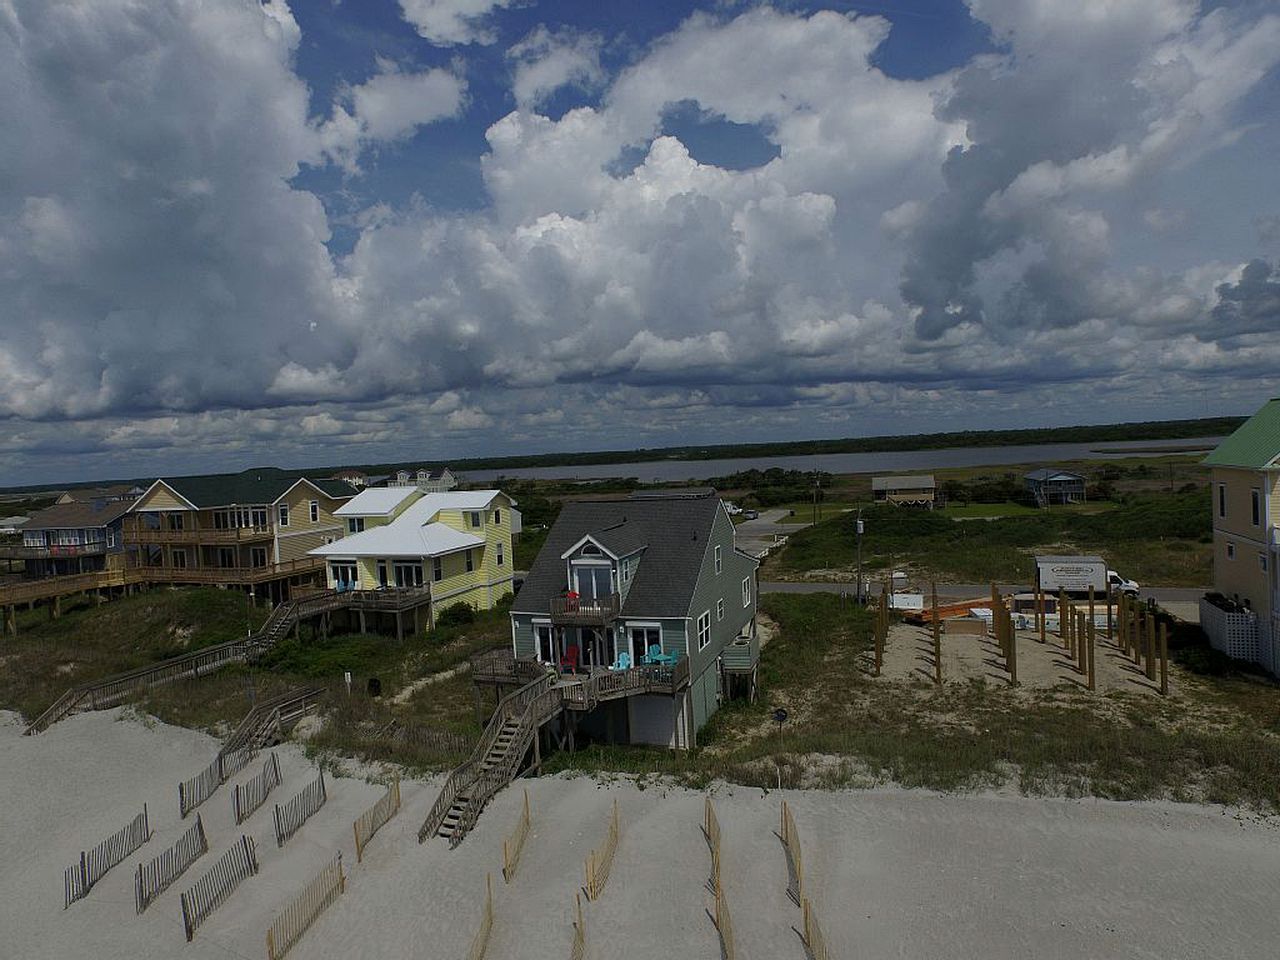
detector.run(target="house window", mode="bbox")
[697,611,711,651]
[278,504,289,527]
[573,564,612,600]
[1227,542,1236,560]
[218,547,235,568]
[714,545,722,574]
[106,529,115,548]
[629,625,661,661]
[166,513,184,531]
[1218,484,1226,518]
[468,511,482,529]
[717,598,725,622]
[1251,489,1260,526]
[494,508,502,525]
[347,518,365,534]
[393,562,423,588]
[251,547,268,568]
[496,542,504,566]
[465,550,474,573]
[252,508,268,528]
[742,576,752,607]
[535,622,555,662]
[171,549,187,569]
[330,562,357,588]
[433,556,443,582]
[309,500,319,523]
[1260,553,1268,573]
[377,561,388,587]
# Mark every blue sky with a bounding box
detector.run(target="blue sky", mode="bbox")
[1,0,1279,485]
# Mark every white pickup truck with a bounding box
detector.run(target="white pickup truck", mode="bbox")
[1107,570,1139,596]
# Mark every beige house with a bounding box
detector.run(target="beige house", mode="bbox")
[1202,401,1280,674]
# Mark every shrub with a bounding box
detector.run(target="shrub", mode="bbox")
[436,602,476,628]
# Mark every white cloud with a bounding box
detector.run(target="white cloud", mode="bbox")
[397,0,518,46]
[319,61,466,172]
[507,26,603,109]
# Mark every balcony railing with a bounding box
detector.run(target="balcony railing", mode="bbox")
[0,542,109,560]
[549,592,621,626]
[123,522,274,544]
[125,556,325,584]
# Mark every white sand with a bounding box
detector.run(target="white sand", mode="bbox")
[3,709,1278,960]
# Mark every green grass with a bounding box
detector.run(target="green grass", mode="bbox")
[769,490,1211,585]
[0,587,269,722]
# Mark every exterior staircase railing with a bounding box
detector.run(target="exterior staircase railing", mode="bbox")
[23,593,338,735]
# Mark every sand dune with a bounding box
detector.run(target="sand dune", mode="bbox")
[2,709,1277,960]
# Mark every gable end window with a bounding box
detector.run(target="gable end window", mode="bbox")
[278,504,289,527]
[697,611,711,651]
[309,500,319,523]
[1251,489,1261,526]
[494,508,502,525]
[717,598,725,622]
[497,542,504,566]
[1218,484,1226,519]
[433,557,443,582]
[468,511,482,529]
[465,549,475,573]
[714,545,722,574]
[742,576,752,607]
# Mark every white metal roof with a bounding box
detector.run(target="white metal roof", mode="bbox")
[333,487,420,517]
[312,489,508,559]
[871,474,935,490]
[310,521,483,558]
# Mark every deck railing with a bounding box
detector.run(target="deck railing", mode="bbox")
[0,542,109,560]
[548,592,620,625]
[125,524,274,544]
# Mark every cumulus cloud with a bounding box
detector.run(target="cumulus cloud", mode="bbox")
[3,0,1280,484]
[398,0,518,46]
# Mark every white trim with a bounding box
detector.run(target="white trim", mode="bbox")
[278,524,342,540]
[273,476,353,506]
[714,544,722,574]
[716,598,725,622]
[560,533,620,561]
[532,617,554,662]
[742,576,752,607]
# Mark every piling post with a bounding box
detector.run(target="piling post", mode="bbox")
[1007,597,1017,687]
[3,605,14,638]
[1146,608,1157,682]
[1037,589,1046,644]
[1086,618,1096,691]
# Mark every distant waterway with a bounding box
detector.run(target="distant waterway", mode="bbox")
[461,436,1220,484]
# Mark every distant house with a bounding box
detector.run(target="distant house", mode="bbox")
[331,468,369,489]
[871,475,936,507]
[508,489,759,749]
[56,484,145,505]
[386,467,457,492]
[123,467,354,601]
[1200,400,1280,675]
[311,488,516,623]
[8,498,135,578]
[1024,468,1087,507]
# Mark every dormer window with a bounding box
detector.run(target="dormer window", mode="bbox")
[580,542,601,556]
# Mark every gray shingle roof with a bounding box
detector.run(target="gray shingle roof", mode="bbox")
[23,498,135,530]
[157,468,354,508]
[515,496,722,619]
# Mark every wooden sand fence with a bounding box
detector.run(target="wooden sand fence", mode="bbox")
[353,776,401,862]
[274,770,327,847]
[569,893,587,960]
[704,797,735,960]
[466,874,495,960]
[265,852,346,960]
[64,804,152,908]
[233,752,282,825]
[800,896,832,960]
[583,798,620,901]
[134,813,208,914]
[179,743,255,818]
[779,799,804,903]
[180,835,259,941]
[502,789,532,882]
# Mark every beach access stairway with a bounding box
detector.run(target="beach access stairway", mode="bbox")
[22,591,347,736]
[223,686,326,755]
[421,654,691,846]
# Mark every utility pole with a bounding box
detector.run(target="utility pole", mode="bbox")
[855,509,864,604]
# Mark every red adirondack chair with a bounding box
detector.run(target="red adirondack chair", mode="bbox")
[559,643,580,675]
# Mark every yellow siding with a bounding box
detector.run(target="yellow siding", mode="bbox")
[134,483,192,512]
[1212,468,1269,542]
[278,528,342,562]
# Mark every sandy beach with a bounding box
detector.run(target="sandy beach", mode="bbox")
[2,708,1277,960]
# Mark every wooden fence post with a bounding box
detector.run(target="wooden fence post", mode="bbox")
[1086,618,1096,691]
[1146,609,1157,682]
[1159,623,1169,696]
[931,582,941,686]
[1037,589,1046,644]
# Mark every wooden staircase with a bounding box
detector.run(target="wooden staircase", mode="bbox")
[435,717,523,841]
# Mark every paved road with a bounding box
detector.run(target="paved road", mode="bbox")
[761,580,1206,604]
[734,509,810,558]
